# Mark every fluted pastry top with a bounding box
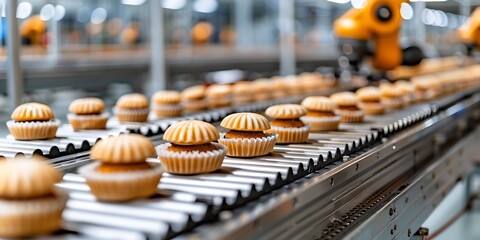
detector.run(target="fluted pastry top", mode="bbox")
[181,85,206,100]
[379,84,403,98]
[232,82,252,95]
[116,93,149,109]
[301,96,337,112]
[265,104,307,119]
[163,120,219,145]
[152,91,181,104]
[0,158,62,199]
[330,92,358,106]
[11,102,55,122]
[206,84,232,98]
[90,134,156,164]
[356,87,381,101]
[220,112,270,131]
[69,98,105,114]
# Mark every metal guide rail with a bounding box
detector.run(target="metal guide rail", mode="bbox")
[43,97,455,239]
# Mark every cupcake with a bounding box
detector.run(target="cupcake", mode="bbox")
[298,73,323,93]
[114,93,149,122]
[232,81,253,105]
[79,134,162,201]
[181,85,208,112]
[356,87,385,115]
[157,120,226,174]
[330,92,364,123]
[68,97,109,130]
[394,80,416,104]
[0,158,67,238]
[271,77,288,98]
[206,84,232,108]
[151,90,183,118]
[380,84,404,110]
[7,102,59,140]
[300,96,341,131]
[218,112,278,157]
[251,78,272,101]
[265,104,310,144]
[283,76,304,95]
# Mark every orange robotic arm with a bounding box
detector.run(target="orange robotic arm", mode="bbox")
[334,0,408,71]
[458,7,480,53]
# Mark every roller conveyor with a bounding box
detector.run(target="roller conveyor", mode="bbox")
[4,85,480,240]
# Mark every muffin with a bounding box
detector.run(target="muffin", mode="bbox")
[265,104,310,144]
[283,76,304,95]
[7,102,59,140]
[218,112,278,157]
[206,84,232,108]
[151,90,183,118]
[251,78,272,101]
[298,73,323,93]
[330,92,364,123]
[379,84,404,110]
[114,93,149,122]
[300,96,341,131]
[356,87,385,115]
[0,158,67,238]
[181,85,208,112]
[271,77,288,98]
[79,134,162,201]
[157,120,226,174]
[232,81,253,105]
[68,98,109,130]
[395,80,416,104]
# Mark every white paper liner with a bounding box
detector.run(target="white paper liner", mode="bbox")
[358,102,385,115]
[300,116,341,131]
[182,99,208,112]
[381,97,404,110]
[334,109,364,123]
[113,107,149,122]
[218,132,278,157]
[157,143,226,174]
[6,119,59,140]
[0,191,67,238]
[268,125,310,144]
[78,162,163,202]
[151,104,183,117]
[67,112,109,130]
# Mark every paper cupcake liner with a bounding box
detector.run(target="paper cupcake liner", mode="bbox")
[254,93,271,101]
[207,97,231,108]
[6,119,59,140]
[300,116,340,131]
[268,125,310,144]
[68,112,109,130]
[381,97,404,110]
[152,104,183,118]
[114,107,149,122]
[79,162,163,202]
[359,102,385,115]
[218,133,278,157]
[157,143,226,175]
[334,109,364,123]
[0,191,67,238]
[182,99,208,112]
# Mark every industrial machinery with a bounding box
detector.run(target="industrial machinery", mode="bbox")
[334,0,423,73]
[0,69,479,239]
[459,7,480,55]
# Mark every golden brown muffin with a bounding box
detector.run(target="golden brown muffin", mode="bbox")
[232,81,253,104]
[271,77,288,98]
[300,97,341,131]
[158,120,226,174]
[265,104,309,143]
[0,158,67,238]
[251,79,272,101]
[181,85,208,112]
[68,98,109,130]
[151,91,183,118]
[380,84,405,110]
[114,93,149,122]
[219,112,277,157]
[7,103,59,140]
[206,84,232,108]
[79,134,162,202]
[330,92,364,123]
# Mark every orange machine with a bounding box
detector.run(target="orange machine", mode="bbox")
[459,7,480,55]
[334,0,422,71]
